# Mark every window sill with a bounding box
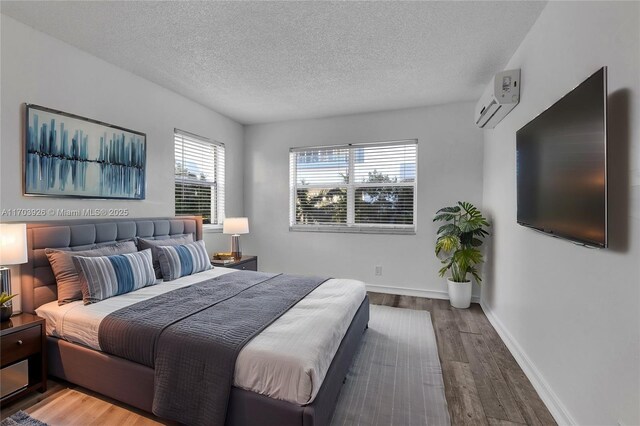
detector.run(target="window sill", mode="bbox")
[289,225,415,235]
[203,225,223,233]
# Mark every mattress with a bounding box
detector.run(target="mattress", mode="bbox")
[36,268,366,405]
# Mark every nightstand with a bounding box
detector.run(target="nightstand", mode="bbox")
[0,313,47,406]
[213,255,258,271]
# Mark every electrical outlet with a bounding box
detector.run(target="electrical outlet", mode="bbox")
[375,265,383,276]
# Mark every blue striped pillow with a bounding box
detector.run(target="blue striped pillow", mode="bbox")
[156,240,212,281]
[73,249,157,304]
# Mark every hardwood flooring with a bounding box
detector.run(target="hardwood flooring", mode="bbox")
[368,292,556,426]
[1,293,555,425]
[0,380,172,425]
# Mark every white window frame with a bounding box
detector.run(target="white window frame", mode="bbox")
[174,129,225,231]
[289,139,417,235]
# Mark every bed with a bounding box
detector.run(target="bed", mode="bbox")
[20,217,369,426]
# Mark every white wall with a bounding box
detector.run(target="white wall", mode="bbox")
[482,2,640,425]
[0,15,244,256]
[244,103,484,298]
[0,15,245,311]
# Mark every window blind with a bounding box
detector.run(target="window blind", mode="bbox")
[290,140,417,233]
[174,130,225,226]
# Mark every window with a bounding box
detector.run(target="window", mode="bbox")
[290,140,417,234]
[174,129,225,227]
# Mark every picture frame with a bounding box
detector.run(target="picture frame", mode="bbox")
[24,104,147,200]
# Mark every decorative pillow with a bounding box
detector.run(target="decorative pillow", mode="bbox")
[46,241,138,305]
[157,240,212,281]
[137,234,194,278]
[73,249,156,304]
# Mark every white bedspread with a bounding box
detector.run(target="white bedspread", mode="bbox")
[36,268,366,405]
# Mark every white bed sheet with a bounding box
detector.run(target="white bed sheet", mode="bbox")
[36,268,366,405]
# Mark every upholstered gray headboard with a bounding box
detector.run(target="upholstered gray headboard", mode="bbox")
[20,216,203,313]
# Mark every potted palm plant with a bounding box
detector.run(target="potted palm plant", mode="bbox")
[434,202,489,309]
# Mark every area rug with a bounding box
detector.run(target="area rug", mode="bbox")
[0,412,47,426]
[331,304,450,426]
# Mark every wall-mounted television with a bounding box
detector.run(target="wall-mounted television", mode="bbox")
[516,67,607,248]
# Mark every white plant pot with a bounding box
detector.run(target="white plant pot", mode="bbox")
[447,278,472,309]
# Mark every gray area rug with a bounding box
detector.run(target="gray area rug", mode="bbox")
[331,304,450,426]
[0,412,47,426]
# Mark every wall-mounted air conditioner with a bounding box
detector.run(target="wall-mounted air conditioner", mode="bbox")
[475,69,520,129]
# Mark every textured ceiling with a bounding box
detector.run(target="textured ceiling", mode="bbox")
[1,1,546,124]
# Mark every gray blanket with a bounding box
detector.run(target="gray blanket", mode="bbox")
[98,271,328,426]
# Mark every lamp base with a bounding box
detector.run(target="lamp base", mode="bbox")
[230,235,242,260]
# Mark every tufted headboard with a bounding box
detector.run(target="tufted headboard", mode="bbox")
[20,216,203,313]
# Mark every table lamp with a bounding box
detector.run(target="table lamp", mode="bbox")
[0,223,28,316]
[223,218,249,260]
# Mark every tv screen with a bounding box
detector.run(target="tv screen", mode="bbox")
[516,67,607,248]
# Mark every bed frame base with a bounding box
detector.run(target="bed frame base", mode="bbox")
[48,296,369,426]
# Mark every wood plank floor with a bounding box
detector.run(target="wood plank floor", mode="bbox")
[1,293,556,425]
[0,380,172,425]
[368,292,556,426]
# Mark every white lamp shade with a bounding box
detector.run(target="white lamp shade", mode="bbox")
[223,217,249,235]
[0,223,28,265]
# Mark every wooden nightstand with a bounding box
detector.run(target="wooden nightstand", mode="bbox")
[0,313,47,406]
[213,255,258,271]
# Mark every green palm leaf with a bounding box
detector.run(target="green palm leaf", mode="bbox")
[438,263,452,277]
[473,228,489,237]
[0,292,17,305]
[468,266,482,283]
[437,224,461,236]
[436,206,461,214]
[435,235,460,255]
[433,213,456,222]
[458,218,481,233]
[471,238,483,247]
[454,247,483,264]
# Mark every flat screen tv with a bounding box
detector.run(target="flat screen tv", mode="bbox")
[516,67,607,248]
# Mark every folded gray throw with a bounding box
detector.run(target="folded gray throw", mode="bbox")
[99,271,328,426]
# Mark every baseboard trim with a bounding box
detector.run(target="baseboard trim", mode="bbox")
[365,284,481,303]
[480,300,576,426]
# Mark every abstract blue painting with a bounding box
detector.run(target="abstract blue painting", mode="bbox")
[25,105,146,199]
